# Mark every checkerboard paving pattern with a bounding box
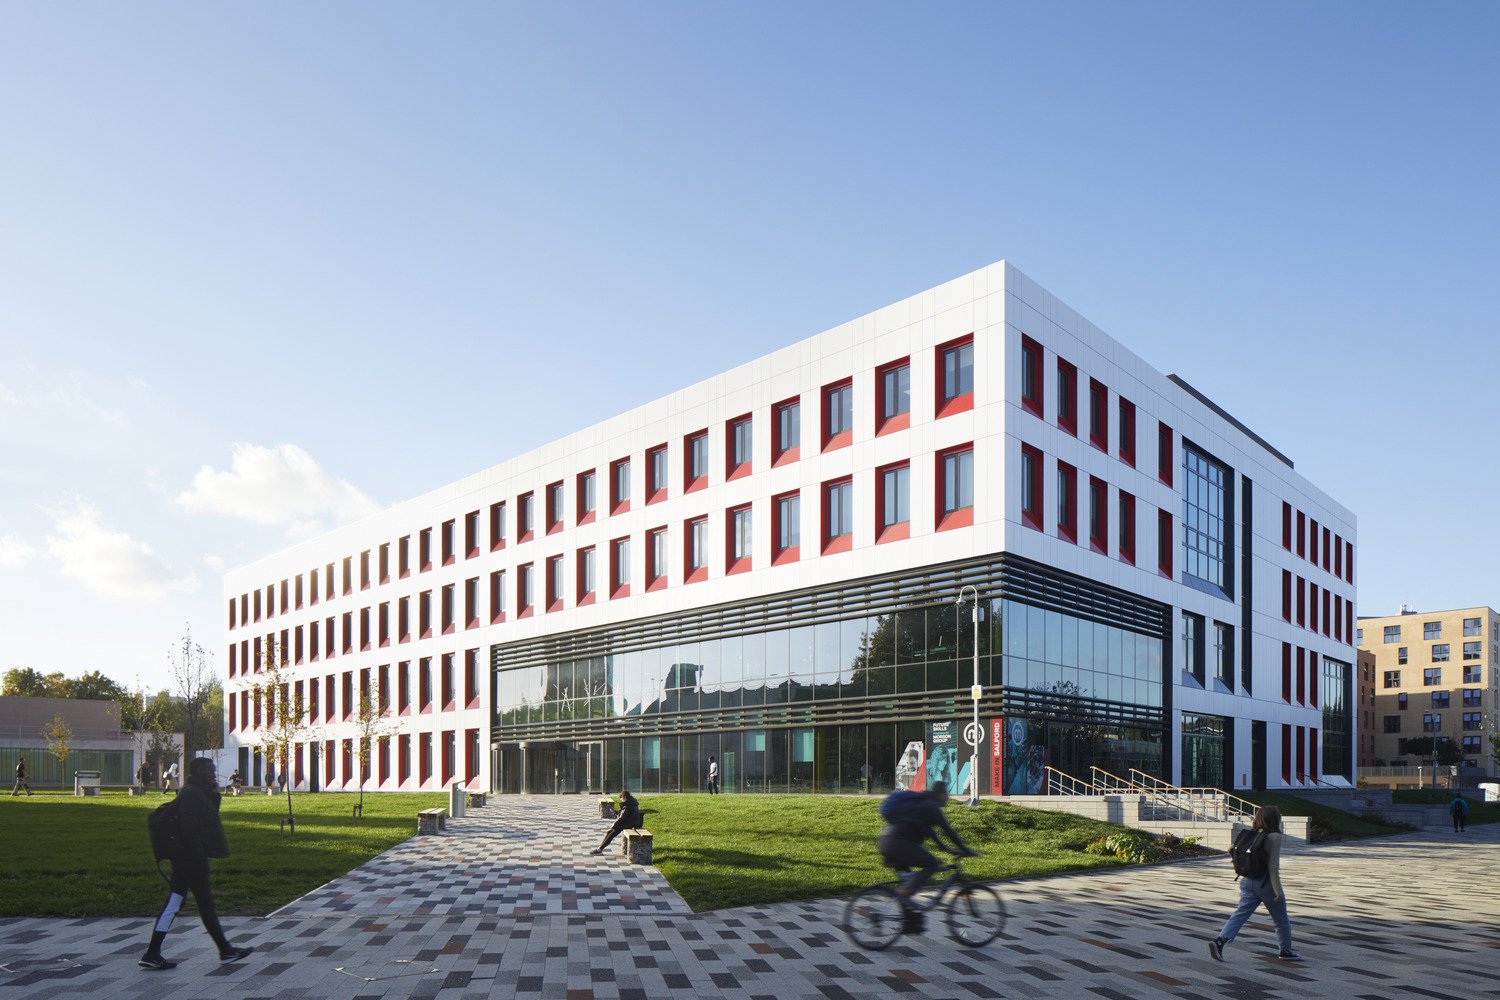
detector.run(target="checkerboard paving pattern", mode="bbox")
[2,800,1494,999]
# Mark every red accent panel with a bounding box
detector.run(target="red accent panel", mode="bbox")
[1157,423,1173,486]
[1309,518,1319,564]
[724,417,752,481]
[1020,334,1044,418]
[874,461,911,544]
[1322,589,1331,637]
[1309,730,1319,783]
[1296,576,1306,627]
[1087,378,1108,451]
[1020,443,1044,532]
[772,490,800,566]
[1118,490,1136,564]
[1281,642,1292,703]
[1295,646,1306,705]
[1322,526,1331,572]
[1309,650,1319,707]
[771,398,800,467]
[1157,509,1173,578]
[1282,570,1292,621]
[1282,502,1292,550]
[1309,582,1319,633]
[1117,396,1136,466]
[821,378,853,453]
[935,334,974,419]
[1296,726,1306,783]
[1056,358,1078,435]
[1334,534,1342,578]
[1296,510,1305,557]
[1345,540,1354,583]
[875,356,911,436]
[683,431,709,492]
[1281,725,1292,783]
[821,477,853,555]
[725,504,752,575]
[1055,460,1077,542]
[609,458,631,515]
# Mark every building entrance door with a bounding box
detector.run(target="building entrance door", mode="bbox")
[578,742,604,794]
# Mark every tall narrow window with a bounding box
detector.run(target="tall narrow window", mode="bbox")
[1056,358,1077,435]
[1088,476,1107,553]
[773,398,800,465]
[610,458,631,514]
[824,478,854,553]
[938,445,974,531]
[1118,490,1136,563]
[1118,396,1136,465]
[577,471,596,524]
[1157,423,1173,486]
[1182,443,1232,598]
[727,417,752,479]
[684,431,709,489]
[937,335,974,417]
[727,505,753,572]
[823,379,854,451]
[1157,509,1173,578]
[774,492,801,563]
[685,517,708,581]
[647,444,670,502]
[1088,378,1108,450]
[877,462,911,542]
[1056,461,1077,542]
[1020,335,1044,417]
[876,358,911,434]
[1020,443,1043,531]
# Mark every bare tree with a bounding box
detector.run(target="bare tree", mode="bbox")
[351,685,397,818]
[254,640,316,834]
[167,624,213,759]
[43,713,73,778]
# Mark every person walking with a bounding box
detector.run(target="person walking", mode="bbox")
[1208,805,1300,962]
[1450,794,1470,833]
[589,789,643,855]
[707,755,719,795]
[139,757,254,971]
[136,762,151,794]
[12,758,33,796]
[162,761,179,794]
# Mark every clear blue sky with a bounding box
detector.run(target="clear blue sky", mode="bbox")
[1,3,1496,692]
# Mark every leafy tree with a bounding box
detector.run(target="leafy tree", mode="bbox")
[351,686,397,818]
[253,641,316,834]
[65,670,129,702]
[43,713,73,775]
[1491,734,1500,774]
[3,668,66,697]
[146,729,178,783]
[167,624,213,759]
[1398,735,1463,767]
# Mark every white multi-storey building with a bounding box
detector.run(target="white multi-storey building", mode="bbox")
[223,261,1357,796]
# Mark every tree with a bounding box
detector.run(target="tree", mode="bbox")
[167,624,213,759]
[3,668,66,697]
[65,670,129,702]
[43,713,73,777]
[1399,735,1463,767]
[351,685,397,818]
[1491,733,1500,774]
[254,640,315,834]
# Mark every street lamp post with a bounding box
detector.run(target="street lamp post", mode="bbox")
[958,585,981,806]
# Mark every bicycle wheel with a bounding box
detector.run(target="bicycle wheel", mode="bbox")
[946,883,1005,946]
[843,884,906,951]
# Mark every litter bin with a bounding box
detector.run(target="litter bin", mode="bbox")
[450,781,466,819]
[74,770,102,797]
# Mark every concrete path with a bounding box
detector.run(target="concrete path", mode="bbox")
[0,799,1490,999]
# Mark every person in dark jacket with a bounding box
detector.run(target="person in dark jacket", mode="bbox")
[877,782,976,931]
[1450,794,1470,833]
[139,757,254,970]
[589,789,644,855]
[12,758,33,796]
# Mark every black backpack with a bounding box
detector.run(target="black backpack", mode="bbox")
[148,798,185,861]
[1229,828,1269,880]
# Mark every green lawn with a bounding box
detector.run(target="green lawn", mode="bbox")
[639,795,1152,911]
[1393,789,1499,824]
[1241,792,1405,841]
[0,789,444,917]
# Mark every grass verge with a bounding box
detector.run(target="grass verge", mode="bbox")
[639,795,1205,911]
[1392,789,1499,824]
[1241,791,1406,841]
[0,789,444,917]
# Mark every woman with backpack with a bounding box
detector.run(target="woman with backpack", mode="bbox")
[1208,804,1300,962]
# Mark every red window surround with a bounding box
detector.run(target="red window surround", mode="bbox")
[516,563,534,619]
[517,492,535,543]
[489,570,505,624]
[1020,443,1044,532]
[1087,379,1108,451]
[1322,589,1332,638]
[1296,576,1306,627]
[1157,509,1173,579]
[1056,358,1078,435]
[464,578,479,629]
[1118,490,1136,564]
[875,357,911,436]
[1309,582,1319,633]
[1281,502,1292,550]
[1281,570,1292,621]
[545,556,564,613]
[1281,642,1292,703]
[1310,518,1319,565]
[683,517,708,585]
[645,528,668,593]
[1295,725,1306,783]
[1020,334,1044,418]
[771,398,800,468]
[821,378,853,453]
[576,470,597,525]
[609,536,631,599]
[441,585,455,635]
[546,481,565,533]
[772,490,800,566]
[935,334,975,419]
[463,511,479,559]
[936,444,975,533]
[1281,725,1292,783]
[489,503,506,552]
[576,547,596,606]
[1056,460,1078,543]
[725,504,753,574]
[464,649,480,710]
[821,477,854,556]
[1088,475,1108,554]
[646,444,669,504]
[1345,540,1354,583]
[1322,526,1331,572]
[609,458,631,515]
[1157,423,1173,487]
[1334,534,1343,578]
[1296,510,1305,557]
[683,430,709,492]
[724,417,752,481]
[874,461,911,544]
[1295,646,1306,705]
[1309,650,1319,707]
[1309,729,1319,783]
[1117,396,1136,466]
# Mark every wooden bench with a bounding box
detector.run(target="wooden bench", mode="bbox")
[466,792,487,809]
[598,797,617,819]
[621,828,653,865]
[417,807,448,835]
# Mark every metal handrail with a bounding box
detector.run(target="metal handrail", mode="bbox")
[1044,765,1094,797]
[1088,766,1221,822]
[1128,768,1256,820]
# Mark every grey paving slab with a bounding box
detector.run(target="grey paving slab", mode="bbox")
[0,799,1491,999]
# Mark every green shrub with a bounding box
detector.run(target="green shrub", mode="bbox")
[1083,831,1163,864]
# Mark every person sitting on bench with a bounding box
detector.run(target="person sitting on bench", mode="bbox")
[589,788,642,855]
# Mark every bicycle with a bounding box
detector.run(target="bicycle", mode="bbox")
[842,858,1006,950]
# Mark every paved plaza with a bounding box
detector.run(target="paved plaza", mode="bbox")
[0,798,1490,1000]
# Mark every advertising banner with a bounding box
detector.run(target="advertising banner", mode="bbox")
[927,721,958,792]
[1002,717,1047,795]
[894,740,926,791]
[990,717,1005,795]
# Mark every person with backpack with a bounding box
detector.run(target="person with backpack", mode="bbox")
[876,781,977,933]
[139,757,254,971]
[589,788,643,855]
[1208,804,1299,962]
[1450,794,1470,833]
[12,758,33,796]
[161,761,179,794]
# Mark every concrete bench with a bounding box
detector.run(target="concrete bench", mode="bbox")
[466,792,487,809]
[621,828,653,865]
[418,807,448,835]
[598,797,617,819]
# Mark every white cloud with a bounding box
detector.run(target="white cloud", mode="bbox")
[0,383,17,407]
[45,501,196,600]
[0,534,37,566]
[174,443,381,531]
[203,554,227,574]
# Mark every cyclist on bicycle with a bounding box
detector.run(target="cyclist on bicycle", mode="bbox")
[877,781,977,931]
